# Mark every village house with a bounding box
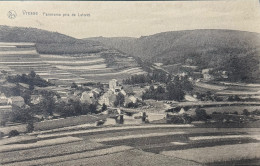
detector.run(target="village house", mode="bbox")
[1,82,16,89]
[98,90,117,106]
[7,96,25,107]
[0,78,6,85]
[109,79,122,93]
[202,68,214,81]
[0,105,12,125]
[124,95,137,106]
[73,90,82,97]
[30,95,44,105]
[0,92,8,105]
[92,88,102,98]
[122,85,134,95]
[80,91,95,104]
[0,92,7,99]
[18,83,29,89]
[221,71,228,79]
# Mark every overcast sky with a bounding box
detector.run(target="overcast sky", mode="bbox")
[0,0,259,38]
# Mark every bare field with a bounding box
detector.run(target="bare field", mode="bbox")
[0,140,104,164]
[161,143,260,164]
[203,105,260,114]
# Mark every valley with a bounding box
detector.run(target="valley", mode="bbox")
[0,26,259,166]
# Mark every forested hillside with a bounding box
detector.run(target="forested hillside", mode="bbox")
[0,25,104,54]
[88,29,260,82]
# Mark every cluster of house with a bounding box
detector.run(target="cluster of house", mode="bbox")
[0,93,25,108]
[34,79,138,108]
[0,92,26,124]
[179,65,228,82]
[98,79,138,107]
[202,68,228,81]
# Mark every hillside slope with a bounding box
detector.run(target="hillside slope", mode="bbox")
[0,25,104,54]
[87,29,260,82]
[0,26,146,83]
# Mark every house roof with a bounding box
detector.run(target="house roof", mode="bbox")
[11,96,24,101]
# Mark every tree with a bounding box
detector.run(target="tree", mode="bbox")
[166,82,185,101]
[9,107,33,123]
[181,76,193,92]
[26,121,34,133]
[114,93,125,107]
[8,130,20,137]
[22,92,31,105]
[29,71,36,78]
[89,104,97,114]
[242,109,250,116]
[156,86,165,93]
[101,103,107,111]
[38,91,56,116]
[71,82,78,89]
[29,84,34,91]
[149,86,155,91]
[195,109,209,121]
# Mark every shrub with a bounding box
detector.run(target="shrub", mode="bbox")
[0,121,6,127]
[96,120,105,126]
[8,130,20,138]
[233,111,238,115]
[195,109,209,121]
[26,121,34,133]
[242,109,250,116]
[0,132,4,139]
[167,114,192,124]
[101,103,107,111]
[252,109,260,116]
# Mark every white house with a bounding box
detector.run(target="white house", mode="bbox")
[203,73,214,81]
[109,79,118,90]
[124,95,137,106]
[202,68,213,74]
[109,79,122,93]
[80,91,95,104]
[0,93,7,100]
[98,90,117,106]
[30,95,43,105]
[7,96,25,107]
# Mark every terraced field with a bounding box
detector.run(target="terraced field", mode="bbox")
[0,124,259,166]
[0,42,146,85]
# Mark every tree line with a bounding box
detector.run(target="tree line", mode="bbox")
[142,76,193,101]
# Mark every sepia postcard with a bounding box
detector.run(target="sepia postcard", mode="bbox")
[0,0,259,165]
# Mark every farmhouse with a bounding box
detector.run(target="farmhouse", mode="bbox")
[124,95,137,106]
[109,79,122,93]
[202,68,214,81]
[30,95,44,105]
[18,83,29,89]
[98,90,117,106]
[7,96,25,107]
[0,78,6,84]
[80,91,95,104]
[0,92,7,99]
[0,93,8,105]
[92,88,102,98]
[0,105,12,124]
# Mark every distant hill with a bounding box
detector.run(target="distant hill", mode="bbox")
[0,25,77,43]
[0,25,104,54]
[0,26,146,83]
[87,29,260,82]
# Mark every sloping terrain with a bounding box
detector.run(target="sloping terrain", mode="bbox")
[0,26,146,84]
[88,29,260,82]
[0,124,259,166]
